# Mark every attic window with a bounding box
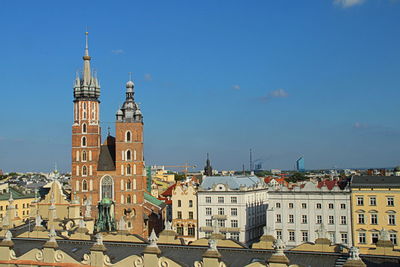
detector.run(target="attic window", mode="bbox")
[219,186,223,190]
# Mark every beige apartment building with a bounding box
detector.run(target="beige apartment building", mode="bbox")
[171,182,198,243]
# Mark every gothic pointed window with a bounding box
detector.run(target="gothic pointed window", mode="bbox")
[82,180,88,191]
[101,175,113,200]
[127,164,131,175]
[82,166,87,176]
[127,179,132,190]
[82,123,87,133]
[82,151,87,162]
[126,131,131,142]
[126,150,131,161]
[82,136,87,147]
[127,195,132,203]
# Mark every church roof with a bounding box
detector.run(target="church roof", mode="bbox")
[200,175,263,190]
[97,143,116,171]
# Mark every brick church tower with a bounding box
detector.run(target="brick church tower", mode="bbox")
[71,33,148,237]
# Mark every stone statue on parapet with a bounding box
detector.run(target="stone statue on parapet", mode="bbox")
[349,246,360,260]
[316,223,328,239]
[380,228,390,241]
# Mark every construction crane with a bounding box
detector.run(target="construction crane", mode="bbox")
[161,164,197,176]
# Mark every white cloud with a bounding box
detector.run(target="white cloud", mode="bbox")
[111,49,124,55]
[232,84,241,90]
[259,89,289,103]
[334,0,365,8]
[144,73,152,81]
[269,88,288,98]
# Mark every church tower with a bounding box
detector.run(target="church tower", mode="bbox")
[114,78,146,236]
[71,32,101,208]
[70,33,154,237]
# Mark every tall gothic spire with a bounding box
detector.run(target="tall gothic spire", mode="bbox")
[73,32,100,100]
[83,32,91,85]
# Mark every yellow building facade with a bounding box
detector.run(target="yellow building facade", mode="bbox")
[0,188,34,222]
[351,176,400,251]
[172,182,198,243]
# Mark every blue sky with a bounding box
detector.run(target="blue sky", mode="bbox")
[0,0,399,172]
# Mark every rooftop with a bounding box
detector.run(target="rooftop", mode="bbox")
[351,176,400,188]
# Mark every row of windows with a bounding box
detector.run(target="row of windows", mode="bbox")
[120,179,137,190]
[177,200,193,208]
[0,203,31,210]
[76,180,93,191]
[78,102,97,121]
[275,214,347,225]
[205,196,237,204]
[121,194,137,204]
[79,125,135,144]
[78,179,137,192]
[176,224,196,236]
[122,150,137,161]
[76,150,92,162]
[177,211,194,219]
[276,230,349,244]
[205,207,238,216]
[0,210,30,218]
[76,165,93,176]
[357,196,395,206]
[204,232,240,241]
[358,232,397,245]
[121,164,137,175]
[275,202,346,210]
[205,219,239,228]
[357,213,396,225]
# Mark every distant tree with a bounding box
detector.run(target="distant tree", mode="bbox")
[286,172,307,183]
[255,171,272,177]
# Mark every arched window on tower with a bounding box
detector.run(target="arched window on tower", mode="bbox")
[82,137,87,147]
[126,150,131,161]
[126,131,131,142]
[127,179,132,190]
[101,176,113,200]
[82,180,88,191]
[82,151,87,162]
[82,166,87,176]
[127,195,132,203]
[82,123,87,133]
[127,164,131,175]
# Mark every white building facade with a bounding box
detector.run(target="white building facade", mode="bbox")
[266,181,352,248]
[197,175,268,245]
